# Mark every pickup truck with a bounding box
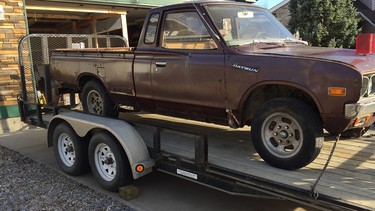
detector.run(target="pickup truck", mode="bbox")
[49,1,375,170]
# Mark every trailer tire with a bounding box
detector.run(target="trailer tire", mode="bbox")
[81,80,118,118]
[251,98,324,170]
[53,122,89,176]
[88,132,133,191]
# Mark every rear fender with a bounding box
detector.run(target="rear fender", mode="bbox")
[47,111,154,179]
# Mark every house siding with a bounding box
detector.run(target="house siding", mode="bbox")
[360,0,375,11]
[0,0,27,118]
[272,3,290,27]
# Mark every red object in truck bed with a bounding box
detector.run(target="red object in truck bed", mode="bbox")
[356,33,375,55]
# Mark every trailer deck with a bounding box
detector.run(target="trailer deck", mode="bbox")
[17,104,375,210]
[119,112,375,210]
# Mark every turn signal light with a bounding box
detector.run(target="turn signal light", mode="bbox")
[328,87,346,96]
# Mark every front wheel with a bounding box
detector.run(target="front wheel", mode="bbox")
[251,98,324,170]
[88,132,133,191]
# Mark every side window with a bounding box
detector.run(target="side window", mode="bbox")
[145,13,159,44]
[162,12,217,50]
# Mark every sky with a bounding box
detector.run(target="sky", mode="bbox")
[254,0,284,9]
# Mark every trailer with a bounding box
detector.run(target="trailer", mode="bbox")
[17,34,375,210]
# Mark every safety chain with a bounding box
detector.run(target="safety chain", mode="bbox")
[310,134,340,199]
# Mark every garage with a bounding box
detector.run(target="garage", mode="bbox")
[23,0,185,46]
[0,0,187,123]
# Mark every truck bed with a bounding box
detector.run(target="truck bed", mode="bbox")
[51,47,137,98]
[119,112,375,210]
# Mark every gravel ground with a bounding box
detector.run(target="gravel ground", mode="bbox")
[0,145,134,211]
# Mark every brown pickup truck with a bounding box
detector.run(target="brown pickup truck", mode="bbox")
[50,1,375,170]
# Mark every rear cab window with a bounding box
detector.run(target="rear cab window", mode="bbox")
[144,13,160,44]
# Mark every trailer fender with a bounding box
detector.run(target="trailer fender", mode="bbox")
[48,111,154,179]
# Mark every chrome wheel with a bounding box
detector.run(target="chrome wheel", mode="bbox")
[261,112,303,159]
[57,133,75,167]
[87,90,103,115]
[252,98,323,170]
[94,143,117,182]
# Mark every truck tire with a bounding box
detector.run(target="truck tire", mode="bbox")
[251,98,324,170]
[81,80,119,118]
[53,122,89,176]
[88,132,133,191]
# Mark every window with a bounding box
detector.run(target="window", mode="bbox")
[162,12,217,50]
[205,5,296,47]
[145,13,159,44]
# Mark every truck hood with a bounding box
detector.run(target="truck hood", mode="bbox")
[236,44,375,75]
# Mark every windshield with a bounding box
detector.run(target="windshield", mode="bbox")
[204,4,297,47]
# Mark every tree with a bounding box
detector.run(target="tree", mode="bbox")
[288,0,360,48]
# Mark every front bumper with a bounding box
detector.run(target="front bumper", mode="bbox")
[345,99,375,119]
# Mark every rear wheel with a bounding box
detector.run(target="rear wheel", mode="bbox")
[88,132,132,191]
[53,122,88,175]
[81,80,118,118]
[251,98,324,170]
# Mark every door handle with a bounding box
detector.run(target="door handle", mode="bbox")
[155,61,167,67]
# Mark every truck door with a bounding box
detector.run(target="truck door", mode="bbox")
[151,11,225,115]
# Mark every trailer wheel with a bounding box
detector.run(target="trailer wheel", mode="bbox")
[88,132,133,191]
[251,98,324,170]
[53,122,88,175]
[81,80,118,118]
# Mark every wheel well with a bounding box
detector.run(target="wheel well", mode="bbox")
[242,84,320,125]
[48,118,66,147]
[78,75,103,90]
[48,119,87,147]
